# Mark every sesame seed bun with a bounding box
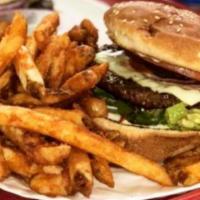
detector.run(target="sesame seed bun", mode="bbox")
[104,1,200,75]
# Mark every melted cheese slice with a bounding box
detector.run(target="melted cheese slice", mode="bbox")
[96,50,200,106]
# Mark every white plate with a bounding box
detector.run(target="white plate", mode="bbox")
[1,0,200,200]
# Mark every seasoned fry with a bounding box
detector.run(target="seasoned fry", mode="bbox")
[34,12,59,50]
[67,148,93,196]
[32,144,71,165]
[164,147,200,185]
[68,26,87,43]
[80,96,108,118]
[36,34,70,79]
[26,36,37,59]
[42,165,63,175]
[0,105,173,186]
[2,146,40,178]
[1,126,42,148]
[30,173,70,196]
[0,13,27,75]
[0,69,12,91]
[0,145,10,181]
[35,107,86,126]
[0,21,9,40]
[64,45,95,79]
[1,126,71,165]
[61,63,108,93]
[91,156,114,188]
[47,50,66,89]
[8,93,42,106]
[14,46,45,98]
[80,19,98,49]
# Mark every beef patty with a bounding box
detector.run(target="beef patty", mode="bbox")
[99,71,179,109]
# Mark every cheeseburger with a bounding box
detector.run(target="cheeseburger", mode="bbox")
[94,1,200,161]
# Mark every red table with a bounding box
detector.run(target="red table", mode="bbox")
[0,0,200,200]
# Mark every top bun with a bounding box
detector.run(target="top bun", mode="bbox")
[104,1,200,73]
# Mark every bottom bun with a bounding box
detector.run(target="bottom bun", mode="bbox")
[93,118,200,162]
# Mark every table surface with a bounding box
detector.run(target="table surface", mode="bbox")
[0,0,199,200]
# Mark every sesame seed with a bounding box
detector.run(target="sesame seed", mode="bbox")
[169,20,174,25]
[179,23,183,27]
[130,20,135,24]
[113,9,119,15]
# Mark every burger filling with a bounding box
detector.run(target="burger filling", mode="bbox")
[95,46,200,130]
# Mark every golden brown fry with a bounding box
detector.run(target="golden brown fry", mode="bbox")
[68,26,87,43]
[36,34,70,79]
[0,21,9,40]
[67,148,93,197]
[33,144,71,165]
[30,173,70,196]
[91,156,114,188]
[0,69,12,91]
[0,145,10,181]
[8,93,42,106]
[14,46,45,98]
[1,126,70,165]
[61,63,108,93]
[0,13,27,75]
[26,36,37,59]
[47,50,66,89]
[2,146,40,178]
[64,45,95,79]
[80,96,108,118]
[42,165,63,175]
[0,105,173,186]
[35,107,86,126]
[164,147,200,185]
[81,19,98,49]
[34,12,59,50]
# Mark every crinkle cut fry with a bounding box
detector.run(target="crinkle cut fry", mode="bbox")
[0,105,173,186]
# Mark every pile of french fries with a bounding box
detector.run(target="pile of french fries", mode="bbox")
[1,11,198,198]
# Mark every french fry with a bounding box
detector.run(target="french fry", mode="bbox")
[164,147,200,185]
[36,34,70,79]
[35,107,86,126]
[0,145,10,181]
[0,69,12,91]
[61,63,108,93]
[0,13,27,75]
[34,12,59,50]
[91,156,114,188]
[8,93,42,106]
[64,45,95,79]
[26,36,37,59]
[2,145,40,178]
[0,21,9,40]
[47,50,66,89]
[80,19,98,49]
[0,105,173,186]
[1,126,71,165]
[14,46,45,98]
[30,173,70,196]
[42,165,63,175]
[67,148,93,197]
[68,26,87,43]
[32,144,71,165]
